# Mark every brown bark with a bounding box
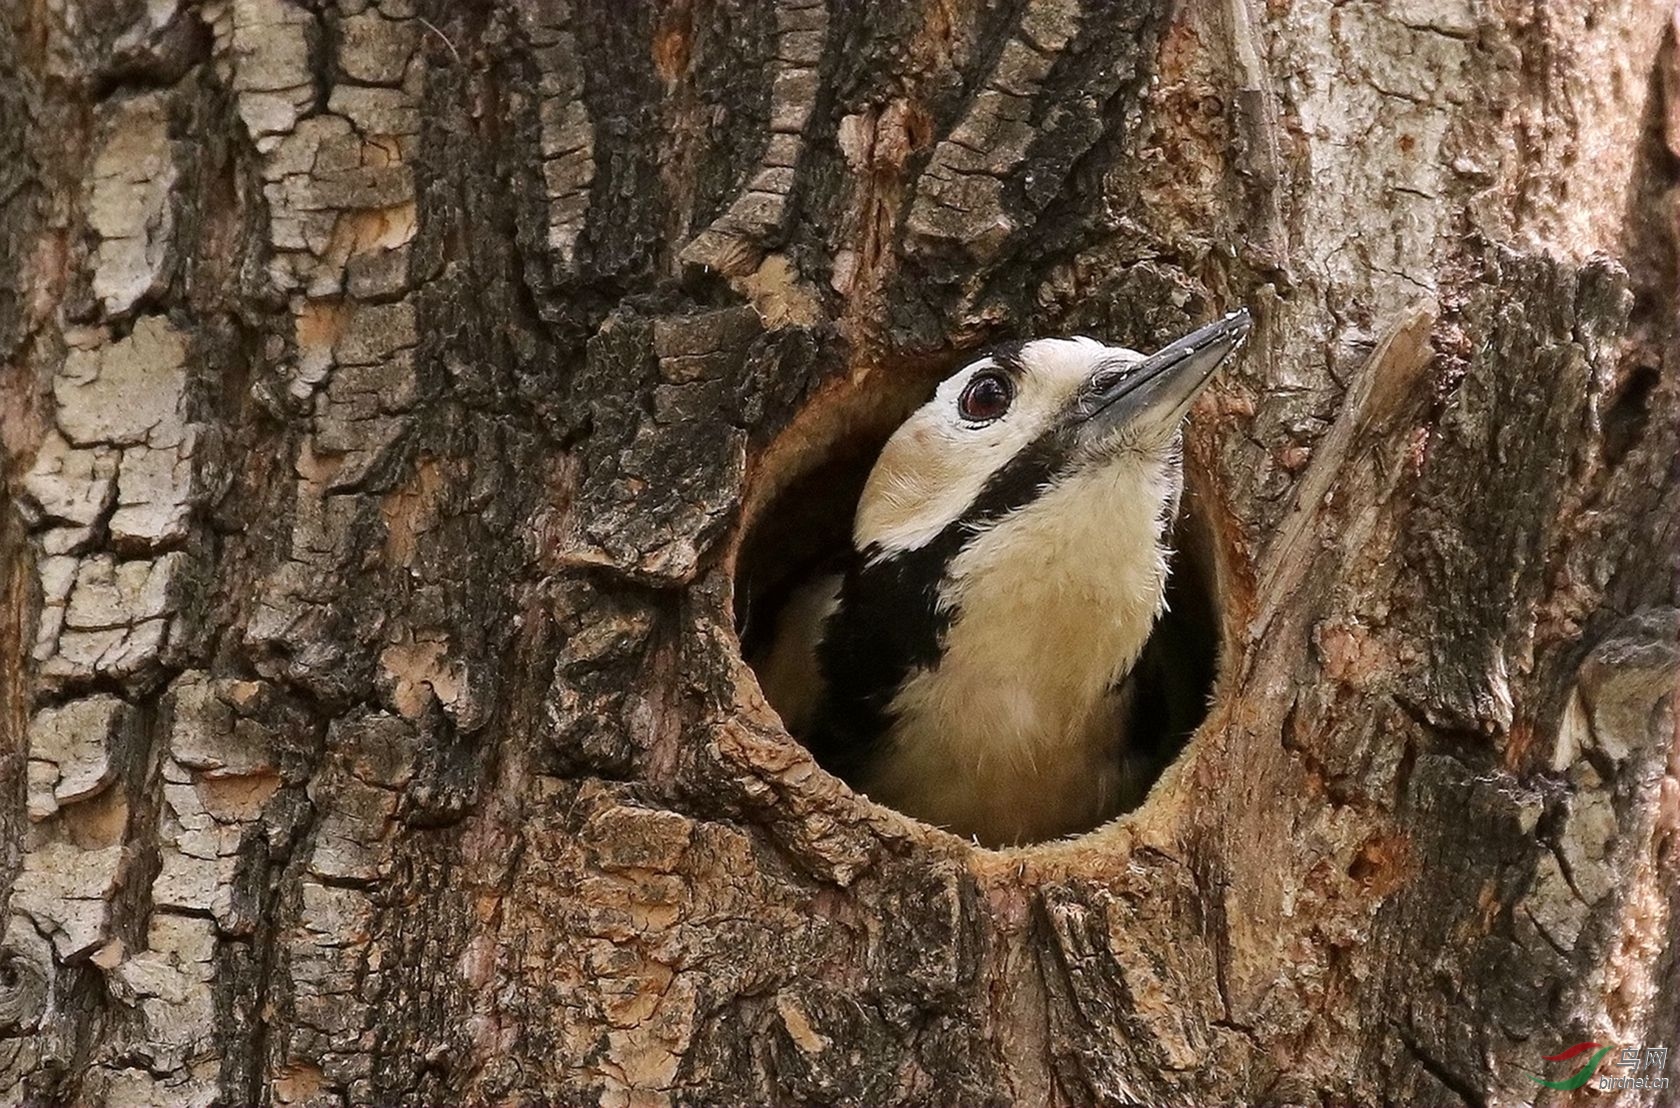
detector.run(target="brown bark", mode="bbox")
[1,1,1676,1105]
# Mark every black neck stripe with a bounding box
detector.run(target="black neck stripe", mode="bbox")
[804,422,1077,775]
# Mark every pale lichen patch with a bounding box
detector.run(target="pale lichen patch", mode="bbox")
[54,315,190,450]
[109,429,211,551]
[20,432,118,551]
[338,7,419,85]
[12,841,125,959]
[223,0,317,145]
[149,673,282,930]
[24,695,132,820]
[104,914,220,1077]
[87,94,179,317]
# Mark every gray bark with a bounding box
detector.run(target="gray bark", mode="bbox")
[1,0,1676,1105]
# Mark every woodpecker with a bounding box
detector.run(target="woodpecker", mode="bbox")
[757,311,1251,847]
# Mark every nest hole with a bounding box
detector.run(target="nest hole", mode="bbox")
[731,363,1224,845]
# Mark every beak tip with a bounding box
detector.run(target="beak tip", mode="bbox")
[1220,307,1253,344]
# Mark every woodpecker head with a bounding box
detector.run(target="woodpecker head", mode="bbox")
[854,310,1252,560]
[797,311,1251,841]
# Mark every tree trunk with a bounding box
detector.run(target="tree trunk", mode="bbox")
[2,0,1676,1104]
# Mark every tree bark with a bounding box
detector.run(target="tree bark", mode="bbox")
[2,0,1676,1105]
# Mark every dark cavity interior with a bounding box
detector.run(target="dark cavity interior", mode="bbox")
[733,385,1223,841]
[1114,494,1222,799]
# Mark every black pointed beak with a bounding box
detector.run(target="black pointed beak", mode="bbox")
[1075,309,1251,438]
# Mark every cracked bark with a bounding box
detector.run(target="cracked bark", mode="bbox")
[1,1,1677,1105]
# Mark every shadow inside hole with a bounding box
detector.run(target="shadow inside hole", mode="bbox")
[1120,496,1222,797]
[734,435,878,668]
[733,392,1223,843]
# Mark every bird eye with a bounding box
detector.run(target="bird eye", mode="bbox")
[958,371,1014,422]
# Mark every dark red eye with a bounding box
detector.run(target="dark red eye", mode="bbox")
[958,371,1014,422]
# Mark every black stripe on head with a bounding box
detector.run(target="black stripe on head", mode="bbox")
[956,338,1081,530]
[956,421,1076,532]
[805,417,1080,777]
[987,340,1027,378]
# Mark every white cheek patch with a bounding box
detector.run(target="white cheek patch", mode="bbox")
[854,414,1034,559]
